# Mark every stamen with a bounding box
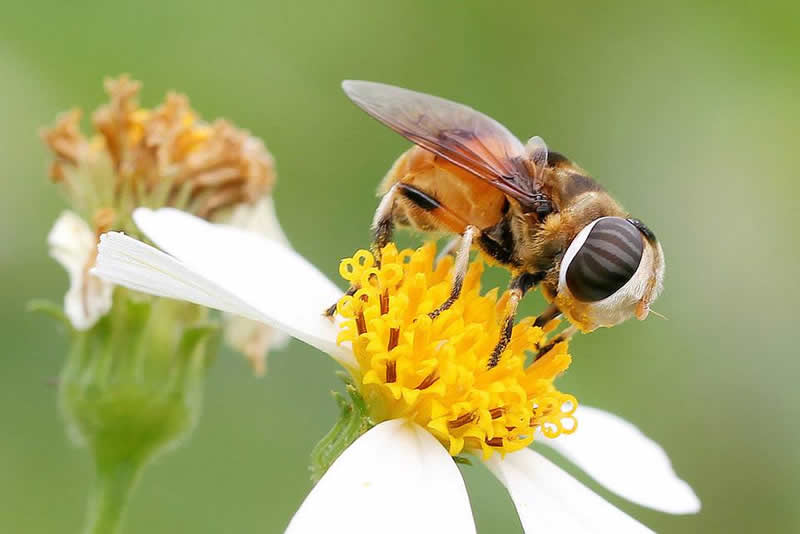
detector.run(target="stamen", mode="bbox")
[385,360,397,383]
[355,311,367,335]
[447,412,476,429]
[387,327,400,351]
[380,290,390,315]
[415,373,439,390]
[485,437,503,447]
[489,407,505,419]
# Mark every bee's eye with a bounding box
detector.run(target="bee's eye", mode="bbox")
[564,217,644,302]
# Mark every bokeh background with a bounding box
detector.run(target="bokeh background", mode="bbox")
[2,1,798,532]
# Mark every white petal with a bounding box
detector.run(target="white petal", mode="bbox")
[222,196,292,374]
[486,448,653,534]
[47,211,112,330]
[93,227,354,369]
[226,195,290,246]
[538,406,700,514]
[287,420,476,534]
[95,232,263,317]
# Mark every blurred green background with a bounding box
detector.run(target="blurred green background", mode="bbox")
[2,1,798,532]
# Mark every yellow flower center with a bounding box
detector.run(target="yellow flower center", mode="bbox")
[335,243,578,459]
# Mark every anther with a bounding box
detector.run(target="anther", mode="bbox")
[489,407,505,419]
[356,311,367,335]
[447,412,476,429]
[415,373,439,390]
[380,290,390,315]
[385,360,397,383]
[387,327,400,351]
[485,437,503,447]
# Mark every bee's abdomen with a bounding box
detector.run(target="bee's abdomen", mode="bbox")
[566,217,644,302]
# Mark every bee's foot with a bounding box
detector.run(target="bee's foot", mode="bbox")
[323,302,338,320]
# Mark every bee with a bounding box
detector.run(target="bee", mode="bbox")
[333,80,664,367]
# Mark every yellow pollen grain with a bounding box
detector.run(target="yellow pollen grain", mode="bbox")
[335,243,578,459]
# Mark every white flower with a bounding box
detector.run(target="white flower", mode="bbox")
[222,196,291,375]
[93,207,700,533]
[47,211,113,330]
[47,198,291,375]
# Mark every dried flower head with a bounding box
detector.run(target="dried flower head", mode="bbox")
[42,75,276,234]
[42,76,287,373]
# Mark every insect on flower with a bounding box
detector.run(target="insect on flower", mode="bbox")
[91,208,699,533]
[330,81,665,367]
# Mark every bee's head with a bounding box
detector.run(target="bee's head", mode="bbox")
[554,216,665,331]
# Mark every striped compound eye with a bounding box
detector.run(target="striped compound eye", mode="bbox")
[563,217,644,302]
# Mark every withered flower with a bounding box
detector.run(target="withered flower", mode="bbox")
[42,75,287,373]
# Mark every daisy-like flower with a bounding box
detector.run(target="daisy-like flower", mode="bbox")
[41,75,287,373]
[93,207,700,533]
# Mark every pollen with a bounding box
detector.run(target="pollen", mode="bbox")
[336,243,578,459]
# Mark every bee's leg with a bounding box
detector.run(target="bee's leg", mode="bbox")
[323,285,357,318]
[325,186,399,318]
[371,184,399,265]
[487,271,545,369]
[428,225,478,320]
[533,303,562,328]
[533,325,578,362]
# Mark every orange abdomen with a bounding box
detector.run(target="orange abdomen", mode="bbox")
[379,146,507,233]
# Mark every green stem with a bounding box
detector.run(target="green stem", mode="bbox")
[83,459,142,534]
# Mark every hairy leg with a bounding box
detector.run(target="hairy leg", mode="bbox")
[428,225,478,320]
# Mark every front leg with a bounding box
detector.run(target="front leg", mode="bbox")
[533,325,577,362]
[371,183,399,265]
[533,302,562,328]
[428,225,478,320]
[324,185,399,318]
[435,236,461,266]
[487,271,545,368]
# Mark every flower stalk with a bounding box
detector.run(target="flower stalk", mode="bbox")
[83,458,141,534]
[55,290,216,533]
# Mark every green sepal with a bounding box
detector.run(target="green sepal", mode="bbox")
[51,288,220,534]
[309,373,373,484]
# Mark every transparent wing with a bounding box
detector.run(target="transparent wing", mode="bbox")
[342,80,546,201]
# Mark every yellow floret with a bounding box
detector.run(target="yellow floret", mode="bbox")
[335,243,577,459]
